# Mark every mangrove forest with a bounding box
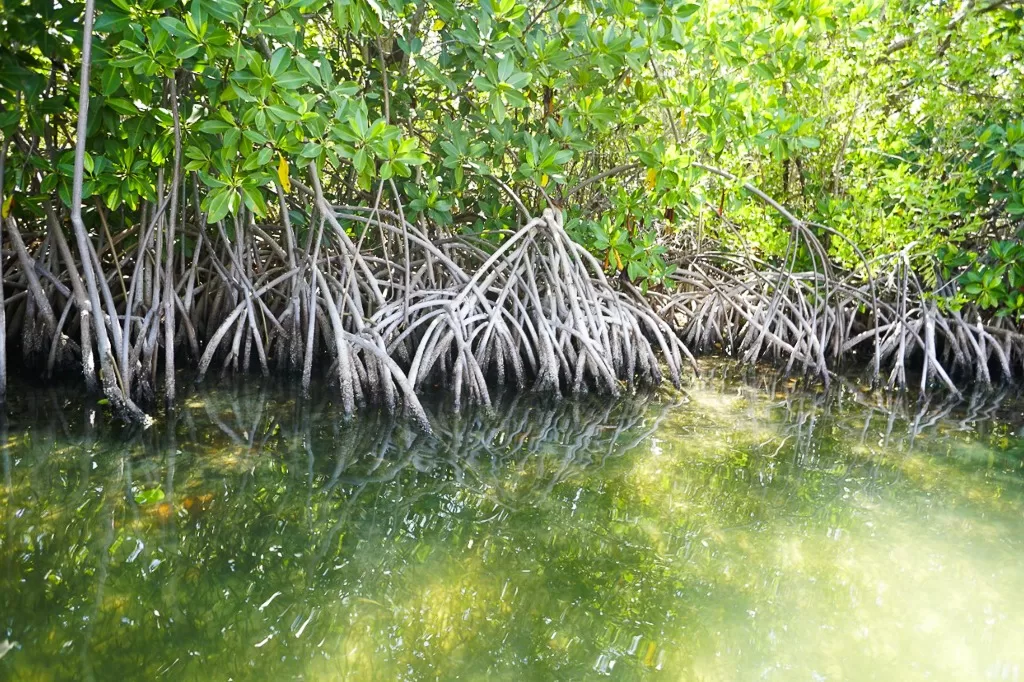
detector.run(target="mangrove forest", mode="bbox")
[2,0,1024,678]
[0,0,1021,424]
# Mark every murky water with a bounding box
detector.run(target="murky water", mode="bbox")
[1,368,1023,681]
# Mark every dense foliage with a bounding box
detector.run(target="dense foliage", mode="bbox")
[3,0,1020,291]
[0,0,1022,415]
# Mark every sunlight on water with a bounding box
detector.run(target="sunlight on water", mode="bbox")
[1,368,1023,680]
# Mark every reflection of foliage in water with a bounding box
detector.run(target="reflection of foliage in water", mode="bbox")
[1,375,1023,681]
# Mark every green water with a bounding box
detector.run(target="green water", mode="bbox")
[1,370,1023,681]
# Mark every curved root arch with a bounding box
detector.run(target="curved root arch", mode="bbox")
[187,205,695,426]
[0,155,696,429]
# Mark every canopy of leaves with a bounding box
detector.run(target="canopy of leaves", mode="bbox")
[0,0,1021,312]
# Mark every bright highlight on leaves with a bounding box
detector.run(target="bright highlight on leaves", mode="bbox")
[645,169,658,190]
[277,155,291,194]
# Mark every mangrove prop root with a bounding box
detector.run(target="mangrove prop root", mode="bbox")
[660,246,1024,391]
[1,168,691,429]
[4,152,1020,427]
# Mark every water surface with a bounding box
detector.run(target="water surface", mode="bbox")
[2,369,1023,680]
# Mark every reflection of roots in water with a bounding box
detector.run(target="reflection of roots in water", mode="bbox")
[7,366,1021,549]
[698,361,1022,450]
[9,368,1020,483]
[672,364,1023,525]
[5,381,682,505]
[5,373,1023,681]
[1,385,692,680]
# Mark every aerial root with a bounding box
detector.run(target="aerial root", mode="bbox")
[658,249,1024,391]
[9,157,1020,428]
[1,179,695,428]
[377,208,693,411]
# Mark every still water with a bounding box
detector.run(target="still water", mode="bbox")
[1,368,1023,681]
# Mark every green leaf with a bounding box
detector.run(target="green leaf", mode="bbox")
[299,142,323,159]
[105,98,142,116]
[267,105,302,122]
[552,150,574,166]
[504,89,527,108]
[197,119,233,134]
[505,71,532,90]
[275,71,308,90]
[353,147,369,174]
[270,48,292,77]
[206,0,243,24]
[241,184,268,216]
[157,17,191,38]
[491,94,506,124]
[100,65,121,96]
[417,59,455,91]
[205,188,234,222]
[295,57,323,88]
